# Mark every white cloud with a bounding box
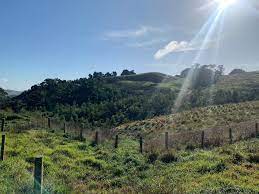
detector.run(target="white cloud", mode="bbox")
[126,38,167,48]
[0,78,8,89]
[154,40,214,60]
[0,78,8,83]
[154,41,196,60]
[105,26,162,39]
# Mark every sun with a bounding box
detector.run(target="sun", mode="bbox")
[215,0,237,9]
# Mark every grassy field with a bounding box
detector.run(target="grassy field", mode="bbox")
[1,101,259,193]
[0,130,259,193]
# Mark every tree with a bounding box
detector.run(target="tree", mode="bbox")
[192,64,224,89]
[0,88,7,97]
[0,88,8,105]
[105,72,112,77]
[112,71,117,77]
[229,69,246,75]
[180,68,191,78]
[121,69,136,76]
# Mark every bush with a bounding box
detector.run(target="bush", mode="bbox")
[248,154,259,163]
[81,156,106,170]
[232,152,245,164]
[147,152,159,163]
[160,151,178,163]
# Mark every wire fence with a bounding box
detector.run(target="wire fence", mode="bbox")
[1,116,259,193]
[1,116,258,152]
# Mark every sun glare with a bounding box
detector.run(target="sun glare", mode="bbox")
[216,0,237,9]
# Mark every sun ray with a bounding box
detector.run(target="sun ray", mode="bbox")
[173,7,225,112]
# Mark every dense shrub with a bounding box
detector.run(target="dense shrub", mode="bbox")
[160,151,178,163]
[147,152,159,163]
[248,154,259,163]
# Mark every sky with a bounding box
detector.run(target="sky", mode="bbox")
[0,0,259,90]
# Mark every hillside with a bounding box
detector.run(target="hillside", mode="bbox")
[6,72,179,128]
[116,101,259,137]
[5,90,22,97]
[216,71,259,90]
[3,68,259,129]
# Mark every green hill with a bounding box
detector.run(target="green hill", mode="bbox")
[5,90,22,97]
[3,67,259,129]
[117,72,175,83]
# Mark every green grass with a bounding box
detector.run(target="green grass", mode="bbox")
[1,130,259,193]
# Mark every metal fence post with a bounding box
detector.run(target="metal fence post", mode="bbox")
[34,156,43,194]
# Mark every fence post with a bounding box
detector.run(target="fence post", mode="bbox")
[1,118,5,132]
[47,118,51,129]
[95,131,99,145]
[139,136,143,153]
[1,135,6,161]
[79,128,83,141]
[256,123,258,138]
[114,135,119,149]
[229,128,233,144]
[34,156,43,194]
[201,131,205,148]
[165,132,169,150]
[63,123,66,134]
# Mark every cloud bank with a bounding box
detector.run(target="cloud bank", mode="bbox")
[154,41,196,60]
[154,40,215,60]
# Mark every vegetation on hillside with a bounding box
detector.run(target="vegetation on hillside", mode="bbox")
[5,72,177,129]
[2,66,259,130]
[0,87,8,105]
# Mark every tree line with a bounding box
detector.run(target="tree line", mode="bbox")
[1,65,257,129]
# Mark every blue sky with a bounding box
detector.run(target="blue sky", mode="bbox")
[0,0,259,90]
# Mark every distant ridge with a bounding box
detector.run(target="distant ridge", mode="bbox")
[5,90,22,97]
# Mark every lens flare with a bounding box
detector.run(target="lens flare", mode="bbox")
[216,0,237,9]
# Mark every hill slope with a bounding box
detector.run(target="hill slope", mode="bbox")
[4,69,259,128]
[5,90,22,97]
[216,71,259,90]
[7,73,178,128]
[116,101,259,135]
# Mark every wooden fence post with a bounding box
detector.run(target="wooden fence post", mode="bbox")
[114,135,119,149]
[34,157,43,194]
[63,123,66,134]
[165,132,169,150]
[79,128,83,141]
[1,118,5,132]
[1,135,6,161]
[256,123,258,138]
[139,136,143,153]
[201,131,205,148]
[95,131,99,145]
[229,128,233,144]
